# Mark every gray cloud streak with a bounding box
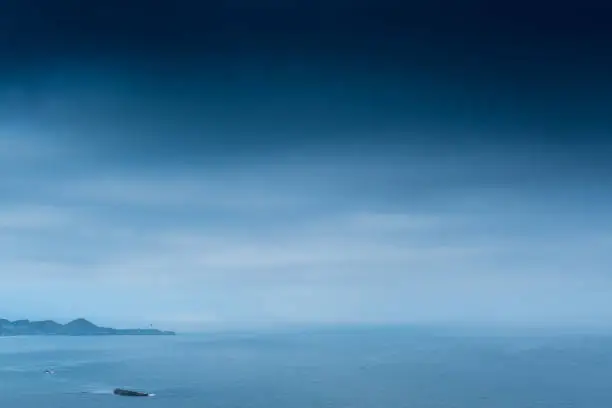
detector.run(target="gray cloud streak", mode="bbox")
[0,73,611,331]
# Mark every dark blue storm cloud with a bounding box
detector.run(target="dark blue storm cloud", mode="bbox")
[0,0,610,330]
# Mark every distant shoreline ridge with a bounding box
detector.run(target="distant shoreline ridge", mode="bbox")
[0,318,176,336]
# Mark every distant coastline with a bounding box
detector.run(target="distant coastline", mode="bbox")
[0,318,176,336]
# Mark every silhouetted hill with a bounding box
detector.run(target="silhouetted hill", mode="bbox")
[0,318,175,336]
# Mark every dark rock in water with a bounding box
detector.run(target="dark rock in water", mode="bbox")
[114,388,151,397]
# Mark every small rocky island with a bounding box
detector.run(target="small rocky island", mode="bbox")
[0,318,175,336]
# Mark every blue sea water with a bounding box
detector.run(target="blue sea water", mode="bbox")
[2,326,612,408]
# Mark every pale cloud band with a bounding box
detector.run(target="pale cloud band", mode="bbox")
[0,101,610,332]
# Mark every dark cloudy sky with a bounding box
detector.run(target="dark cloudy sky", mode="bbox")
[0,0,611,331]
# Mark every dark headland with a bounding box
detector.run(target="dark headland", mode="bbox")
[0,318,175,336]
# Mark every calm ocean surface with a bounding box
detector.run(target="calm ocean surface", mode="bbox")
[2,326,612,408]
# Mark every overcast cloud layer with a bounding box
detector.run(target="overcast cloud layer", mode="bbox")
[0,1,611,331]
